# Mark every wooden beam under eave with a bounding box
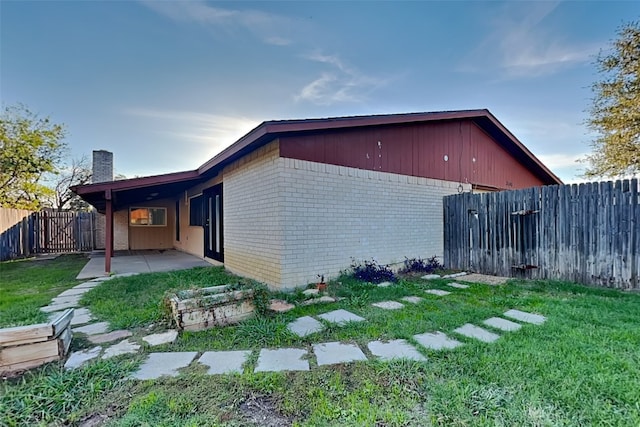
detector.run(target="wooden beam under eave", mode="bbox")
[105,189,112,274]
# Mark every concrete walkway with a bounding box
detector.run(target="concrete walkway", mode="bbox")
[76,250,213,280]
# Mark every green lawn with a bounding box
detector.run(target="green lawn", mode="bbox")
[0,254,87,328]
[2,262,639,426]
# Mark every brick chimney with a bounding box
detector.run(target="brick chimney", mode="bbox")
[92,150,113,183]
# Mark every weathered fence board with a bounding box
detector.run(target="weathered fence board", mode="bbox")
[443,179,640,290]
[0,209,95,261]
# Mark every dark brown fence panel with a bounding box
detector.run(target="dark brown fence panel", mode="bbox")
[443,179,639,290]
[0,209,95,261]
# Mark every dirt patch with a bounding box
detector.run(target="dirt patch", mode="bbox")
[239,395,294,427]
[456,273,510,286]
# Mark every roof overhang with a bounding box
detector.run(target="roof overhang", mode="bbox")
[72,109,562,212]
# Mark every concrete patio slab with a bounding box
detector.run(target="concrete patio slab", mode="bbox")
[131,352,198,380]
[198,350,251,374]
[317,309,365,325]
[142,330,179,346]
[65,346,102,370]
[504,309,546,325]
[445,282,469,289]
[313,342,367,366]
[288,316,325,337]
[371,301,405,310]
[367,339,426,362]
[102,339,141,359]
[78,250,212,280]
[413,331,463,350]
[424,289,451,296]
[454,324,500,343]
[89,330,132,344]
[401,296,424,304]
[254,348,309,372]
[74,322,110,335]
[483,317,522,332]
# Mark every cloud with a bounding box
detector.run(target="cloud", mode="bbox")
[296,53,387,105]
[461,2,599,78]
[139,0,293,46]
[537,153,585,170]
[124,107,259,157]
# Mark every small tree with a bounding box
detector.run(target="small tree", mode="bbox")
[0,104,67,209]
[584,21,640,178]
[53,156,92,211]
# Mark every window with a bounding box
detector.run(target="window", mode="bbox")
[189,195,204,226]
[130,207,167,226]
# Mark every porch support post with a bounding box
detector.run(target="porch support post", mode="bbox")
[105,189,113,274]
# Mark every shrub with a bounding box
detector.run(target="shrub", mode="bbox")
[349,259,396,283]
[400,256,443,274]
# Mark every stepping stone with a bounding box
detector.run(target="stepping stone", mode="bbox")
[198,350,251,374]
[89,276,113,282]
[442,272,468,279]
[401,296,423,304]
[70,308,93,326]
[504,309,546,325]
[313,342,367,366]
[371,301,404,310]
[74,281,102,289]
[445,282,469,289]
[102,339,141,359]
[74,322,110,335]
[51,294,83,305]
[301,296,336,306]
[454,324,500,343]
[58,287,91,297]
[288,316,325,337]
[367,339,426,362]
[377,281,393,288]
[142,330,178,346]
[317,309,365,325]
[40,301,77,313]
[89,330,132,344]
[303,289,320,296]
[425,289,451,296]
[413,331,462,350]
[254,348,309,372]
[483,317,522,332]
[421,274,441,280]
[269,299,295,313]
[110,272,139,279]
[131,352,198,380]
[64,346,102,370]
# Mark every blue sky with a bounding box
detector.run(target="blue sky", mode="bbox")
[2,1,639,183]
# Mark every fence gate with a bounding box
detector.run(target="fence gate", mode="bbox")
[0,209,95,261]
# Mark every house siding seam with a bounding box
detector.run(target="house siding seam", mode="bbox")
[277,157,469,289]
[222,140,284,286]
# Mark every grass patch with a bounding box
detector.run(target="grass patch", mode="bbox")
[10,262,640,425]
[0,357,140,426]
[0,254,87,327]
[81,266,243,329]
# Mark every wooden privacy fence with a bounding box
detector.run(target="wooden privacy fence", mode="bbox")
[443,179,639,290]
[0,209,95,261]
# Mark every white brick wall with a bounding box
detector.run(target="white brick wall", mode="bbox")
[223,141,283,286]
[221,139,469,291]
[278,158,469,289]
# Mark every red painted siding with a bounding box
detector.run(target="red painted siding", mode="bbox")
[279,120,545,190]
